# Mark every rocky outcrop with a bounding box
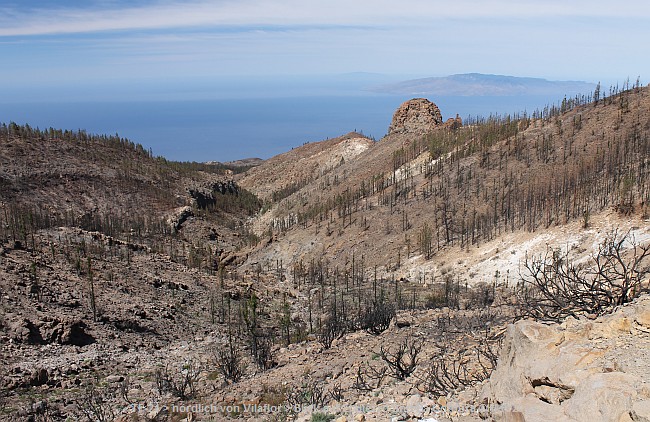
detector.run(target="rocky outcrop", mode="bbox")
[189,180,238,209]
[388,98,443,135]
[482,295,650,422]
[443,114,463,130]
[8,318,43,344]
[167,205,193,232]
[9,316,94,346]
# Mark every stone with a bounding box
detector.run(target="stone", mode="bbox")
[106,375,124,383]
[31,317,94,347]
[618,412,635,422]
[532,380,574,405]
[58,319,94,346]
[631,400,650,421]
[482,320,568,403]
[388,98,443,135]
[28,368,49,387]
[395,320,411,328]
[563,372,642,421]
[442,114,463,130]
[636,310,650,328]
[421,396,435,408]
[500,396,573,422]
[482,297,650,422]
[167,206,193,232]
[501,411,526,422]
[405,394,424,418]
[147,405,168,421]
[9,318,43,344]
[607,316,632,334]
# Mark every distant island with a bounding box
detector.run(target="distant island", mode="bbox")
[369,73,596,96]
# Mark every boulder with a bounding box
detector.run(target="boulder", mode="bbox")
[106,375,125,383]
[405,394,424,418]
[41,318,94,346]
[636,310,650,328]
[167,206,193,232]
[9,318,43,344]
[563,372,643,421]
[28,368,49,387]
[443,114,463,130]
[482,295,650,422]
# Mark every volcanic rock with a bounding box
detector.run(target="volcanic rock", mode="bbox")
[388,98,443,134]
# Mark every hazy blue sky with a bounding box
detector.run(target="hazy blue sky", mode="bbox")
[1,0,648,102]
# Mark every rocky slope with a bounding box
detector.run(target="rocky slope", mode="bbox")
[1,85,649,422]
[237,132,374,202]
[0,126,265,420]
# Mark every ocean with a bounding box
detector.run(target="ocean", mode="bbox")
[0,94,563,162]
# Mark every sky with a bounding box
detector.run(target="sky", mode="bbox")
[1,0,649,102]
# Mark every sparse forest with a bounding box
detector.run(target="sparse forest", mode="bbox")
[1,83,649,421]
[260,80,648,257]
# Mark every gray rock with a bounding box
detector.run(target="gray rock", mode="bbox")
[105,375,125,383]
[405,394,424,418]
[167,206,193,232]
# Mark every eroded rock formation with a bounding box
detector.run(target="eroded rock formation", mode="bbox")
[388,98,443,135]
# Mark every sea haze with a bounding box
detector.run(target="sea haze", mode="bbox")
[0,93,583,162]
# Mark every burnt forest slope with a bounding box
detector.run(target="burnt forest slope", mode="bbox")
[0,125,265,419]
[242,86,650,283]
[0,84,648,422]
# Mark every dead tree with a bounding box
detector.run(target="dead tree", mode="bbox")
[213,337,244,383]
[520,230,650,321]
[378,338,422,381]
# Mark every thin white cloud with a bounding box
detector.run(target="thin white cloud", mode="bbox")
[0,0,648,36]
